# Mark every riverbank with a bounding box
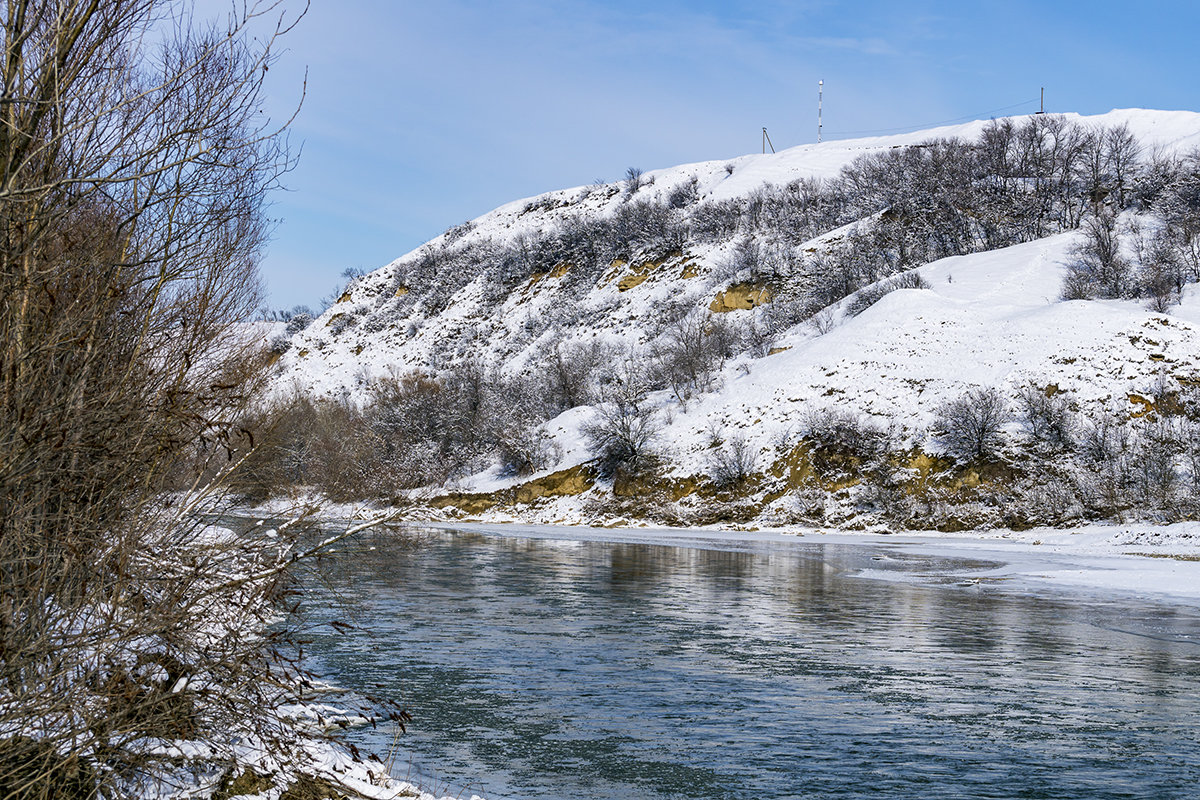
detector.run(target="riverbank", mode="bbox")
[186,516,489,800]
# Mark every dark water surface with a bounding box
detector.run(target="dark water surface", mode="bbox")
[302,527,1200,800]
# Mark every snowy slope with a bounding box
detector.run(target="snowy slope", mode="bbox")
[273,108,1200,402]
[623,233,1200,478]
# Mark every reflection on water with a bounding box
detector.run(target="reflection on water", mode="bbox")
[303,528,1200,800]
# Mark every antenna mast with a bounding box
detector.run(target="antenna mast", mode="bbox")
[762,127,775,154]
[818,79,824,143]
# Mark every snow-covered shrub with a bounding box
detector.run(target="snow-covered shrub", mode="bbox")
[707,434,759,489]
[1137,227,1185,311]
[1132,416,1187,510]
[534,334,617,411]
[737,313,776,358]
[933,387,1011,462]
[1071,406,1135,514]
[805,230,892,310]
[1184,419,1200,504]
[609,198,686,257]
[1016,385,1077,450]
[667,176,699,209]
[285,312,313,335]
[444,219,475,242]
[647,313,738,402]
[269,334,291,355]
[361,314,390,334]
[328,313,355,336]
[1065,402,1200,519]
[1077,406,1133,465]
[690,199,743,243]
[497,423,562,478]
[807,308,837,334]
[1061,210,1133,300]
[582,366,661,478]
[716,238,764,284]
[802,407,884,452]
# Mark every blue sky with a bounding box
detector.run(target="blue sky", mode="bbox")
[246,0,1200,309]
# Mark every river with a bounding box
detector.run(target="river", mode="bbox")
[301,524,1200,800]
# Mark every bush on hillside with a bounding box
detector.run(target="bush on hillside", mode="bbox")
[648,313,740,403]
[934,387,1011,462]
[582,362,661,479]
[707,434,759,490]
[285,312,314,335]
[1016,385,1077,450]
[1061,210,1133,300]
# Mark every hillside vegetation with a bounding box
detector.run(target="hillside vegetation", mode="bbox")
[256,109,1200,530]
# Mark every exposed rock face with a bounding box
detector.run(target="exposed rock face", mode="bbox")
[514,464,595,503]
[710,283,770,312]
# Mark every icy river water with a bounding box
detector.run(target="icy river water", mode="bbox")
[302,525,1200,800]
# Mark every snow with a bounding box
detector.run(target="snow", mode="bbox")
[407,224,1197,492]
[273,108,1200,405]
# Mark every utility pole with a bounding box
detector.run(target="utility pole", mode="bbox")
[818,79,824,143]
[1037,87,1045,114]
[762,127,775,154]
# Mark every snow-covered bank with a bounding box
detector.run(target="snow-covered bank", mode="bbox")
[97,510,490,800]
[274,109,1200,404]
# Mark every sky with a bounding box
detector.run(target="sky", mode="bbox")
[228,0,1200,310]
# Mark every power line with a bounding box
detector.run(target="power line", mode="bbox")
[826,99,1040,137]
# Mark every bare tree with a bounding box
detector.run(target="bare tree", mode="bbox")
[1134,416,1185,510]
[582,360,660,478]
[934,387,1011,462]
[707,433,759,489]
[1074,406,1135,515]
[0,1,333,796]
[1062,210,1132,299]
[648,313,738,403]
[624,165,644,194]
[537,333,614,411]
[1104,123,1141,208]
[1016,385,1077,449]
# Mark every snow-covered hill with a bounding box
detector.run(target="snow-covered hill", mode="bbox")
[265,108,1200,528]
[275,109,1200,399]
